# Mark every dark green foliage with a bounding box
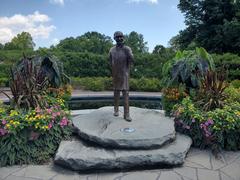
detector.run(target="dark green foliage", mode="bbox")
[132,53,168,79]
[212,53,240,80]
[57,51,110,77]
[0,126,72,166]
[162,47,215,90]
[48,51,167,80]
[175,0,240,54]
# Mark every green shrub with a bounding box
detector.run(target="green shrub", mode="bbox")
[231,79,240,88]
[212,53,240,81]
[71,77,111,91]
[0,77,8,87]
[71,77,161,92]
[129,77,161,91]
[0,126,72,166]
[224,86,240,104]
[0,63,11,78]
[134,77,161,91]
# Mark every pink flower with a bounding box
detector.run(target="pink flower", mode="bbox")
[59,117,68,127]
[185,125,190,129]
[35,107,41,113]
[48,123,53,129]
[52,112,57,119]
[47,108,52,114]
[56,112,61,116]
[2,119,7,125]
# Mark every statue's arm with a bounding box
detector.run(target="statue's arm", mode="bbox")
[109,51,112,67]
[127,47,134,65]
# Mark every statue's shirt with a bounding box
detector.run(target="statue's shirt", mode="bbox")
[109,45,134,90]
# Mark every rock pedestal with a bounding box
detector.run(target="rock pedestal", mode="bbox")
[54,107,192,171]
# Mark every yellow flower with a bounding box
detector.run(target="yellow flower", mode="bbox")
[235,111,240,116]
[10,110,19,117]
[0,108,5,113]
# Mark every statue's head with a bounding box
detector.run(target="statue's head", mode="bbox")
[114,31,124,46]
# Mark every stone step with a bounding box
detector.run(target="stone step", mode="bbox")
[72,106,176,149]
[54,133,192,171]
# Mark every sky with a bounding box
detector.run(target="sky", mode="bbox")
[0,0,186,52]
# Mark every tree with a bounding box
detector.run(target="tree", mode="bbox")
[175,0,240,54]
[152,44,175,60]
[4,32,35,50]
[0,43,3,50]
[124,31,148,54]
[56,31,113,54]
[152,45,166,54]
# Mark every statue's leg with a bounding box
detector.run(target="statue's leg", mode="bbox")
[123,90,132,121]
[114,90,120,116]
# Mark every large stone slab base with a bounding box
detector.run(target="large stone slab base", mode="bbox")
[73,106,176,149]
[54,134,192,171]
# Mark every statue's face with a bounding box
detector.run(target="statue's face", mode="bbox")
[114,34,124,46]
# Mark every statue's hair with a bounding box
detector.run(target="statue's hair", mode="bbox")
[114,31,124,38]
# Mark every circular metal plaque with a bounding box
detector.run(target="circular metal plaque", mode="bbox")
[120,127,136,133]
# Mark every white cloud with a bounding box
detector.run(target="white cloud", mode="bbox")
[128,0,158,4]
[49,0,64,6]
[0,11,55,44]
[52,38,60,45]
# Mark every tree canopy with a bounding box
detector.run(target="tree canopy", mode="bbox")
[172,0,240,54]
[124,31,148,54]
[4,32,35,51]
[56,31,113,54]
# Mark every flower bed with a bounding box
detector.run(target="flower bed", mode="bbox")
[0,97,72,166]
[173,88,240,151]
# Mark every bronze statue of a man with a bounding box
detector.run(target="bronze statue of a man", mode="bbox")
[109,31,134,121]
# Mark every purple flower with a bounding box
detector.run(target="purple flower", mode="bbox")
[0,128,7,136]
[207,119,214,125]
[2,119,7,125]
[192,119,196,123]
[185,125,190,129]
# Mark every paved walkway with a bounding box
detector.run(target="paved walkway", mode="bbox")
[0,148,240,180]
